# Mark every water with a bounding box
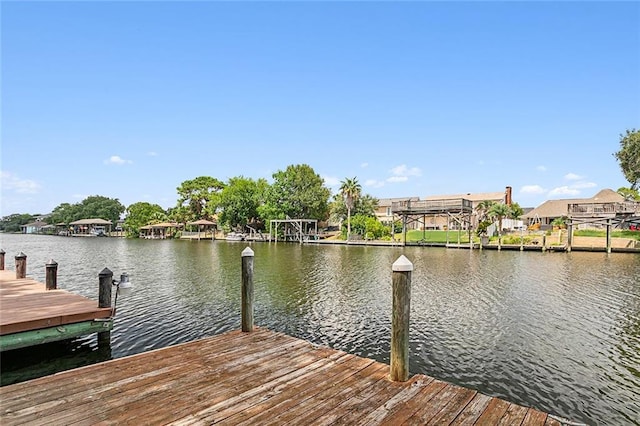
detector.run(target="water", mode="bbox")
[1,233,638,424]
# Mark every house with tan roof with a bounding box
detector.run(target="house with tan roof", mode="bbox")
[423,190,509,206]
[386,187,514,231]
[375,197,420,225]
[522,189,624,229]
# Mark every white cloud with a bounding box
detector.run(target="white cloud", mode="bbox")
[536,165,547,172]
[387,176,408,183]
[104,155,132,165]
[390,164,422,177]
[360,162,369,168]
[72,193,86,199]
[564,173,583,181]
[572,181,597,189]
[322,176,340,186]
[147,151,159,157]
[1,171,41,194]
[548,186,581,197]
[364,179,385,188]
[520,185,546,194]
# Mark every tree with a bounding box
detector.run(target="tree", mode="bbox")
[0,213,35,232]
[488,203,510,239]
[348,214,390,240]
[124,202,167,237]
[48,196,124,224]
[330,193,378,228]
[218,176,268,230]
[474,200,496,236]
[167,205,191,226]
[78,195,125,223]
[509,202,524,219]
[475,200,496,223]
[259,164,331,222]
[48,203,76,225]
[614,129,640,189]
[617,187,640,201]
[176,176,225,222]
[339,177,362,240]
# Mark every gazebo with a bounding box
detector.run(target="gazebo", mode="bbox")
[139,222,182,239]
[184,219,218,240]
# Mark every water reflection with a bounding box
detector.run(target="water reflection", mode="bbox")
[0,234,638,424]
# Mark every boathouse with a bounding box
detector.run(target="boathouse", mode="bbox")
[69,218,113,236]
[139,222,182,239]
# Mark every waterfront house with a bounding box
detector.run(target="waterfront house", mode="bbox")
[375,197,420,228]
[420,187,512,230]
[20,220,47,234]
[522,188,625,229]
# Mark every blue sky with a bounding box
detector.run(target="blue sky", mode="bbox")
[2,1,639,216]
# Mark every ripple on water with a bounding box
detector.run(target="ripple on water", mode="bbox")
[1,236,639,425]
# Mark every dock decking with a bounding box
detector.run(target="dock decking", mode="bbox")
[0,328,560,425]
[0,270,112,350]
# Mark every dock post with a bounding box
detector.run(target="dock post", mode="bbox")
[390,255,412,382]
[567,223,573,253]
[241,247,254,332]
[98,268,113,347]
[46,259,58,290]
[606,219,612,254]
[15,252,27,279]
[0,249,5,270]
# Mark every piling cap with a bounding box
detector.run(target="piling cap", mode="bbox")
[392,255,413,272]
[46,259,58,267]
[15,251,27,259]
[241,247,254,257]
[0,249,5,254]
[99,267,113,276]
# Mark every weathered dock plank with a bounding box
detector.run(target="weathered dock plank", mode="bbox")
[0,328,557,425]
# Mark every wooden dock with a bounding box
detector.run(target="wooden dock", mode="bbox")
[0,328,561,425]
[0,270,113,351]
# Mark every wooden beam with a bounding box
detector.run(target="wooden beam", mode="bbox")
[0,319,113,351]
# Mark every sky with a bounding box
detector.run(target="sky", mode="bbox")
[1,1,639,216]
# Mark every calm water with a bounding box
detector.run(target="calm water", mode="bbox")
[1,233,639,424]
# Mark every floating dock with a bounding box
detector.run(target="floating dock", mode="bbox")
[0,328,560,425]
[0,270,112,351]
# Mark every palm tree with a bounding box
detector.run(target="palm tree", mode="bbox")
[475,200,495,236]
[488,203,510,239]
[339,177,362,240]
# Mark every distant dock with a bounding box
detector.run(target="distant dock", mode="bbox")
[0,328,562,425]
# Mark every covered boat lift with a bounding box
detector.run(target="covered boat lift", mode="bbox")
[269,219,318,243]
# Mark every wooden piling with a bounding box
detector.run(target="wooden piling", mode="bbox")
[567,223,573,253]
[98,268,113,309]
[606,219,612,254]
[15,252,27,279]
[241,247,254,332]
[45,259,58,290]
[98,268,113,347]
[0,249,5,270]
[390,255,412,382]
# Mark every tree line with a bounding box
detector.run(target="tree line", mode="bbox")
[2,129,638,237]
[0,164,382,238]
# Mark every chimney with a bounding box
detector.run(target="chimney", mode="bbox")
[505,186,512,205]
